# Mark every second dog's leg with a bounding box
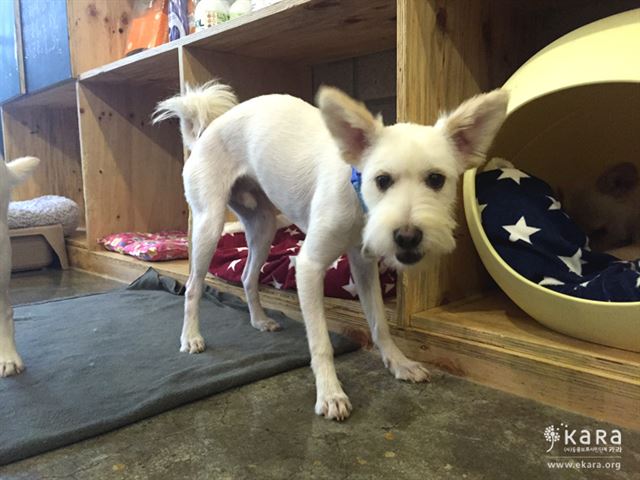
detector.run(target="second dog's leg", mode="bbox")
[0,235,23,377]
[236,203,281,332]
[296,239,352,421]
[0,297,23,377]
[182,206,226,354]
[347,247,431,382]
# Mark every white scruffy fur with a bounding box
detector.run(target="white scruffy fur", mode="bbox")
[0,156,40,377]
[155,83,507,420]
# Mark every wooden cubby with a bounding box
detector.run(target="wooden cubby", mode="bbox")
[2,0,638,429]
[1,81,85,228]
[78,49,186,246]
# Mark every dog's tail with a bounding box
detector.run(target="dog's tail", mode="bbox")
[7,156,40,187]
[153,80,238,150]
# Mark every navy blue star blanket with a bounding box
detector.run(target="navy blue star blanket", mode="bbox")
[476,168,640,302]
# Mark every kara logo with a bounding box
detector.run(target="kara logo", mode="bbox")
[544,423,622,453]
[544,425,561,452]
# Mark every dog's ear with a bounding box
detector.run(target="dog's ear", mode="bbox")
[437,89,509,170]
[6,156,40,187]
[596,162,639,198]
[317,86,382,167]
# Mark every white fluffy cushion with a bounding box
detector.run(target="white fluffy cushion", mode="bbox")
[9,195,80,236]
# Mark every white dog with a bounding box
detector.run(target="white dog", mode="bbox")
[0,156,40,377]
[154,82,507,420]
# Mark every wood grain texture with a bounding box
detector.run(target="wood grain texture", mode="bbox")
[181,47,312,102]
[81,44,180,85]
[185,0,396,65]
[1,80,77,109]
[392,328,639,430]
[66,0,132,76]
[2,104,85,226]
[396,0,496,322]
[77,81,187,247]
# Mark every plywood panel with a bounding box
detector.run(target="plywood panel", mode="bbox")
[2,104,85,227]
[66,0,132,76]
[396,0,498,322]
[77,81,187,247]
[184,0,396,65]
[181,47,312,102]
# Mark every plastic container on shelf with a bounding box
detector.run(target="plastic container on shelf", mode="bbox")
[194,0,230,31]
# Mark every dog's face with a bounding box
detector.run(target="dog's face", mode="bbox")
[318,88,508,268]
[563,162,640,252]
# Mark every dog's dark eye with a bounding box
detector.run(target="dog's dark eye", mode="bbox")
[375,174,393,191]
[426,172,446,190]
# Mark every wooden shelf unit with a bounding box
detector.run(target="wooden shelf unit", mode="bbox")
[2,0,639,429]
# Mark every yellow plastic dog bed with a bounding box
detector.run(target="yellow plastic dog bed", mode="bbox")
[463,9,640,352]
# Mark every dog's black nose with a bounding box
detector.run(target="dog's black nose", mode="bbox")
[393,227,423,249]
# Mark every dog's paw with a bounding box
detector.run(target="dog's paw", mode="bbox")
[251,317,282,332]
[0,352,25,377]
[386,357,431,383]
[315,392,352,421]
[180,334,206,354]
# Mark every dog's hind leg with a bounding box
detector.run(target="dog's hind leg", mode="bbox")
[181,149,237,354]
[182,205,226,353]
[230,186,281,332]
[347,247,430,382]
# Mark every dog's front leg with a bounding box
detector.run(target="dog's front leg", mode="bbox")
[347,247,431,383]
[296,250,352,421]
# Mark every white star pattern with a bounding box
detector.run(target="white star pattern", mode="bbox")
[329,257,342,270]
[227,259,242,271]
[284,227,300,236]
[288,255,296,269]
[558,248,587,276]
[546,196,562,211]
[342,277,358,298]
[539,277,565,286]
[497,168,530,185]
[270,278,283,289]
[503,217,541,245]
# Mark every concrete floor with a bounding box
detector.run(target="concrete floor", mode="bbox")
[2,269,639,480]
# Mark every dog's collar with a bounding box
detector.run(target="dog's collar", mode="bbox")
[350,167,368,213]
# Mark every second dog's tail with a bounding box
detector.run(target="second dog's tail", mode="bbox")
[7,156,40,187]
[153,80,238,149]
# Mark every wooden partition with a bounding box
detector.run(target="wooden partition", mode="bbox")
[1,82,84,226]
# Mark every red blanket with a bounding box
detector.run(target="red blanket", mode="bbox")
[209,225,397,300]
